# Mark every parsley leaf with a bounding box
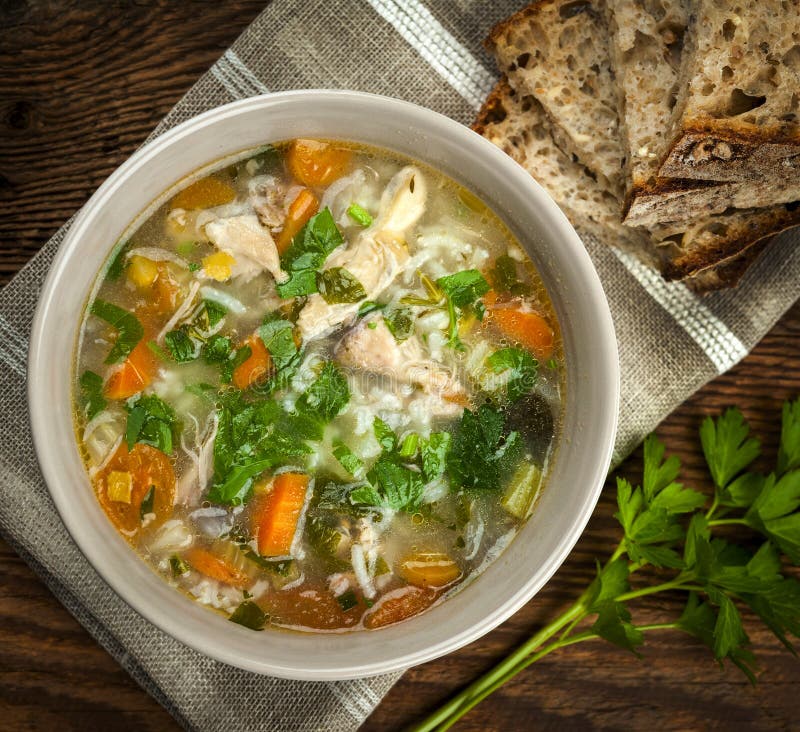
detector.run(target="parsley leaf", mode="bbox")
[229,600,268,630]
[590,602,643,656]
[202,334,233,364]
[420,431,451,482]
[487,347,538,402]
[124,394,177,455]
[447,404,521,492]
[90,299,144,364]
[350,456,425,512]
[436,270,490,351]
[332,440,365,478]
[437,270,491,307]
[383,306,414,342]
[277,208,344,298]
[79,370,106,420]
[209,392,313,505]
[316,267,367,304]
[165,328,198,363]
[778,398,800,475]
[295,361,350,425]
[700,408,760,490]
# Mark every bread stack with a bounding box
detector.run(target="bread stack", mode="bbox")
[477,0,800,291]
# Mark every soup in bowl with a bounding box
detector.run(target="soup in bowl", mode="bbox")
[75,139,562,632]
[29,91,618,678]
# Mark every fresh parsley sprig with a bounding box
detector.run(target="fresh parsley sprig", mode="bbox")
[413,400,800,732]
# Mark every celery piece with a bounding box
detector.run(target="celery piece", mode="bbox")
[502,462,543,520]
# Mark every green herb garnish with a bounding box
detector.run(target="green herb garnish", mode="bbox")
[165,328,198,363]
[169,555,191,577]
[140,486,155,519]
[347,203,373,227]
[413,400,800,731]
[276,208,345,298]
[79,370,106,420]
[336,589,359,611]
[202,335,233,364]
[333,440,365,478]
[316,267,367,304]
[229,600,268,631]
[447,403,521,492]
[90,299,144,364]
[435,269,490,350]
[487,347,539,402]
[383,306,414,342]
[125,394,178,455]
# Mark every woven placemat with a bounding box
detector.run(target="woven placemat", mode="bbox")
[1,1,799,729]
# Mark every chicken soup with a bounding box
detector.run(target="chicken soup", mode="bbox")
[74,139,562,631]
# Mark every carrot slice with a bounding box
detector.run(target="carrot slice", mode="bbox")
[184,547,249,588]
[232,334,273,390]
[489,307,554,359]
[95,443,175,535]
[286,139,351,187]
[171,176,235,210]
[275,188,318,254]
[363,587,437,629]
[104,339,155,400]
[252,472,309,557]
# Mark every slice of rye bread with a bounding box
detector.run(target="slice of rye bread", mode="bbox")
[607,0,800,227]
[656,0,800,183]
[485,0,626,196]
[472,78,797,289]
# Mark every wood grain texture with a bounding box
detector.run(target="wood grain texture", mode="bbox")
[1,2,798,731]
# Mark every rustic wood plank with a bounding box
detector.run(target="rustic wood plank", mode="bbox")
[1,2,798,731]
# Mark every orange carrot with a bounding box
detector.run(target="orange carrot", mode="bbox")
[104,339,155,400]
[275,188,319,254]
[286,139,351,187]
[252,472,309,557]
[363,587,437,629]
[233,334,272,390]
[488,306,554,360]
[95,443,175,535]
[184,548,249,588]
[171,176,235,210]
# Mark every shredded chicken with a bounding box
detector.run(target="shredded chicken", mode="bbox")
[335,315,466,416]
[296,166,427,341]
[249,175,288,230]
[175,413,219,506]
[204,214,285,282]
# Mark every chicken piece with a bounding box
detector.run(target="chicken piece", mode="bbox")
[296,166,427,341]
[204,214,285,282]
[336,316,466,416]
[249,175,292,230]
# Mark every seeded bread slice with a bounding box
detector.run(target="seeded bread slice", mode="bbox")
[486,0,625,195]
[473,79,797,290]
[657,0,800,183]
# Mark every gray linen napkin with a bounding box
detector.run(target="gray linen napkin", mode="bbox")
[1,1,799,730]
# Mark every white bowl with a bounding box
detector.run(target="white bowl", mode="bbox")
[28,91,618,680]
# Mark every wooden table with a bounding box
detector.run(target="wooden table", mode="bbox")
[1,3,797,730]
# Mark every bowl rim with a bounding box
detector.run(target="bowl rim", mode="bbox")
[28,89,619,679]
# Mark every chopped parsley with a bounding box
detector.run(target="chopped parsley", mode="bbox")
[276,208,345,298]
[347,203,373,227]
[125,394,178,455]
[487,347,539,402]
[79,370,106,420]
[90,299,144,364]
[316,267,367,304]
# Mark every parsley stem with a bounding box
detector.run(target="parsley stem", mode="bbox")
[705,494,720,520]
[707,518,749,527]
[409,598,588,732]
[614,579,704,603]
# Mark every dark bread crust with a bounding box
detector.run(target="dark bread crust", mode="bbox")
[472,76,514,136]
[684,238,770,293]
[659,125,800,182]
[661,203,800,280]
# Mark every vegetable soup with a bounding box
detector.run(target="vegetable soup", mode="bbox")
[74,139,562,632]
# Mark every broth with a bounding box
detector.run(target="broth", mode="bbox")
[73,139,562,632]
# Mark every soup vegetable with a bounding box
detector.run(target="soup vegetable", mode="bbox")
[74,139,562,632]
